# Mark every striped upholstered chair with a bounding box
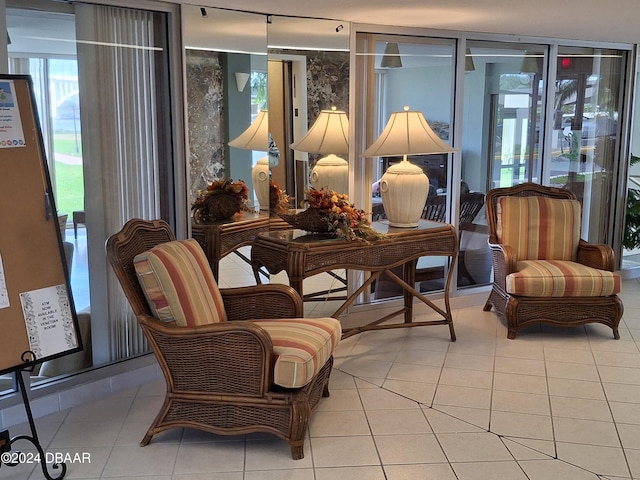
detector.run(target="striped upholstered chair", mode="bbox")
[106,218,340,459]
[483,183,623,339]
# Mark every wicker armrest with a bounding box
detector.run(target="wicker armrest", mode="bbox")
[138,314,274,396]
[488,242,518,274]
[222,284,304,321]
[577,239,615,271]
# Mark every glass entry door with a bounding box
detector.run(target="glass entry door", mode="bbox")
[488,91,539,187]
[550,47,628,245]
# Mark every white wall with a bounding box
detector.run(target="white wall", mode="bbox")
[383,66,453,126]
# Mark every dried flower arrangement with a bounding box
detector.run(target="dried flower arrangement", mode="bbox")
[191,178,251,223]
[281,187,383,241]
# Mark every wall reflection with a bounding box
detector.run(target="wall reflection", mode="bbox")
[267,16,350,206]
[183,6,267,209]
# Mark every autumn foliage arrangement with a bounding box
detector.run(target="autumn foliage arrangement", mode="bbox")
[191,178,251,223]
[281,187,382,241]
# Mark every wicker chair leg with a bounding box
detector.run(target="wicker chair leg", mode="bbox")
[288,398,312,460]
[140,432,153,446]
[322,382,330,398]
[290,443,304,460]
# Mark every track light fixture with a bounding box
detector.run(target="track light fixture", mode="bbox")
[200,7,207,18]
[335,24,344,33]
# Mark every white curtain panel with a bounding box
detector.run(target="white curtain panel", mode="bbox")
[76,4,162,362]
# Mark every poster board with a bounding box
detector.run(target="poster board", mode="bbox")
[0,74,81,375]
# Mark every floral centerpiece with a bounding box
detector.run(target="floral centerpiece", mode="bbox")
[191,178,251,223]
[280,187,383,241]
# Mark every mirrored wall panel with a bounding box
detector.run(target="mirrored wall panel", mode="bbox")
[183,6,267,209]
[268,16,350,207]
[356,34,458,297]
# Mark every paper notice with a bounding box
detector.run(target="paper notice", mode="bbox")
[0,80,26,148]
[20,284,77,359]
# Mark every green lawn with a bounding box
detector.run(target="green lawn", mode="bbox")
[54,133,82,156]
[52,132,84,216]
[53,161,84,216]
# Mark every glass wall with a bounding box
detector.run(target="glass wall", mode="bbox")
[549,46,627,245]
[2,0,178,394]
[464,42,547,190]
[460,42,548,288]
[357,31,632,294]
[356,34,457,298]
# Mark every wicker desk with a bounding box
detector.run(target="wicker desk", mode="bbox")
[251,220,458,340]
[191,212,270,279]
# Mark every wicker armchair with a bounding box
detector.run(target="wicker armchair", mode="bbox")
[106,218,338,459]
[483,183,623,339]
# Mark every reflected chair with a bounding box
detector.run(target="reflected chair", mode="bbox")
[421,192,485,224]
[106,218,341,459]
[483,182,623,339]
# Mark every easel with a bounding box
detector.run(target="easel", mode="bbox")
[0,75,82,480]
[0,354,66,479]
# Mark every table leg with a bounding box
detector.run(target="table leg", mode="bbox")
[289,277,303,299]
[403,260,416,323]
[251,259,263,285]
[211,261,220,281]
[443,250,457,342]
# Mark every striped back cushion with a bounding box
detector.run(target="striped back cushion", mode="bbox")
[496,196,581,261]
[134,239,227,327]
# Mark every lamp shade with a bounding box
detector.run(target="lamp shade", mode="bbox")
[228,109,268,151]
[380,42,402,68]
[521,51,543,74]
[465,48,475,72]
[364,107,455,228]
[290,107,349,155]
[363,107,455,158]
[291,107,350,193]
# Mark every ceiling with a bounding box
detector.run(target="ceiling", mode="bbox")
[7,0,639,60]
[193,0,640,45]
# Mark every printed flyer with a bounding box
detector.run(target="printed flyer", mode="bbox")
[0,80,26,148]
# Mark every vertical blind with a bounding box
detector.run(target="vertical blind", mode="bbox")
[76,4,164,361]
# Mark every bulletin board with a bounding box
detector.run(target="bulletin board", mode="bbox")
[0,74,81,375]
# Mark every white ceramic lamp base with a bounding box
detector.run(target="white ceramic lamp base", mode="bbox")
[310,154,349,194]
[252,157,270,211]
[380,159,429,228]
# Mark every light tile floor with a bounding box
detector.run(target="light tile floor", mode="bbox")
[3,251,640,479]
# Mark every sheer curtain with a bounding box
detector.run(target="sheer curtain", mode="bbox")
[76,4,164,363]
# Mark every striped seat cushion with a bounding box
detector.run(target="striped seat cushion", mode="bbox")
[253,317,341,388]
[134,239,227,326]
[497,196,581,261]
[506,260,621,297]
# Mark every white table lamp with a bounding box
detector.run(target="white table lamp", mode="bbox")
[290,107,349,194]
[363,106,456,228]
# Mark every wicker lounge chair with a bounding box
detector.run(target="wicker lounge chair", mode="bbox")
[483,183,622,339]
[106,218,340,459]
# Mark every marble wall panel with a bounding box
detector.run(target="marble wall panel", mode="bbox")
[186,49,226,200]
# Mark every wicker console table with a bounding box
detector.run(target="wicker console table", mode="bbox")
[251,220,458,340]
[191,212,270,279]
